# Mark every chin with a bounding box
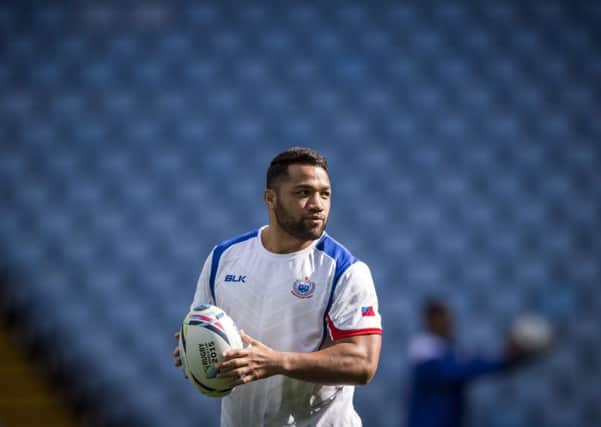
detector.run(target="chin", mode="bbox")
[281,220,327,241]
[292,227,324,241]
[308,226,326,239]
[308,231,323,240]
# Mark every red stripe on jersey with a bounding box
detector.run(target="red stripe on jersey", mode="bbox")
[326,314,382,340]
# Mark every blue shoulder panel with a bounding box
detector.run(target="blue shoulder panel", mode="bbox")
[315,234,358,346]
[209,229,258,304]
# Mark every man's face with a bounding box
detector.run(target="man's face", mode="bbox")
[270,164,331,241]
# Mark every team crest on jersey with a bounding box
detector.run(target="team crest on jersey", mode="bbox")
[291,276,316,299]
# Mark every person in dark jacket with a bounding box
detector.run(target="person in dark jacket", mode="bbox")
[406,298,530,427]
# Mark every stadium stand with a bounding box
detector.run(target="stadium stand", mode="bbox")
[1,1,600,426]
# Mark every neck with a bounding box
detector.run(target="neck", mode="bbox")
[261,225,316,254]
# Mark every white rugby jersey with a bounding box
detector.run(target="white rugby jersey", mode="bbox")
[190,226,382,427]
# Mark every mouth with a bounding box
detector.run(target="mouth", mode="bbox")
[305,217,325,226]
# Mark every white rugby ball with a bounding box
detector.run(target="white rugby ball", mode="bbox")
[179,304,243,397]
[510,314,553,354]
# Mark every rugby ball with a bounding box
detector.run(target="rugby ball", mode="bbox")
[510,313,553,354]
[179,304,243,397]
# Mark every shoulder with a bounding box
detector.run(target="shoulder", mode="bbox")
[315,234,360,273]
[212,229,259,257]
[315,234,363,284]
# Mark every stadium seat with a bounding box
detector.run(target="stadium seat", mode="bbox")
[0,1,600,426]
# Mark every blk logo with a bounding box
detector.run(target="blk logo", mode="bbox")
[225,274,246,283]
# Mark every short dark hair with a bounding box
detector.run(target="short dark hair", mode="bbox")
[423,298,448,320]
[266,147,328,189]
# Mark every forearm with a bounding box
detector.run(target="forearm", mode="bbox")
[277,341,376,385]
[218,332,381,387]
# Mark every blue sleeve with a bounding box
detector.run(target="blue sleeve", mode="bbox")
[416,354,510,386]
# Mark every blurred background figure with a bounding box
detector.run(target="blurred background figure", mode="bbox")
[406,298,549,427]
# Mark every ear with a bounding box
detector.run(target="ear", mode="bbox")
[264,189,276,208]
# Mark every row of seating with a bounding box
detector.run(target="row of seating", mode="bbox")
[1,1,600,426]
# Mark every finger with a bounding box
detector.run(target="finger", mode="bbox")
[217,367,242,378]
[229,378,246,387]
[222,348,248,360]
[218,358,245,373]
[217,367,250,383]
[227,371,253,387]
[174,332,180,340]
[173,347,180,357]
[240,330,259,346]
[174,358,182,367]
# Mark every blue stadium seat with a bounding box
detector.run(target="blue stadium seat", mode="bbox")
[0,1,600,426]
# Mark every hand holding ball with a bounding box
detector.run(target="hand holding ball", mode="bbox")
[178,305,243,397]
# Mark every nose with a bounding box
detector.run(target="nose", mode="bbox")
[307,192,324,212]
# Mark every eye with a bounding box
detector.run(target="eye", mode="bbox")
[296,190,310,197]
[320,191,331,199]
